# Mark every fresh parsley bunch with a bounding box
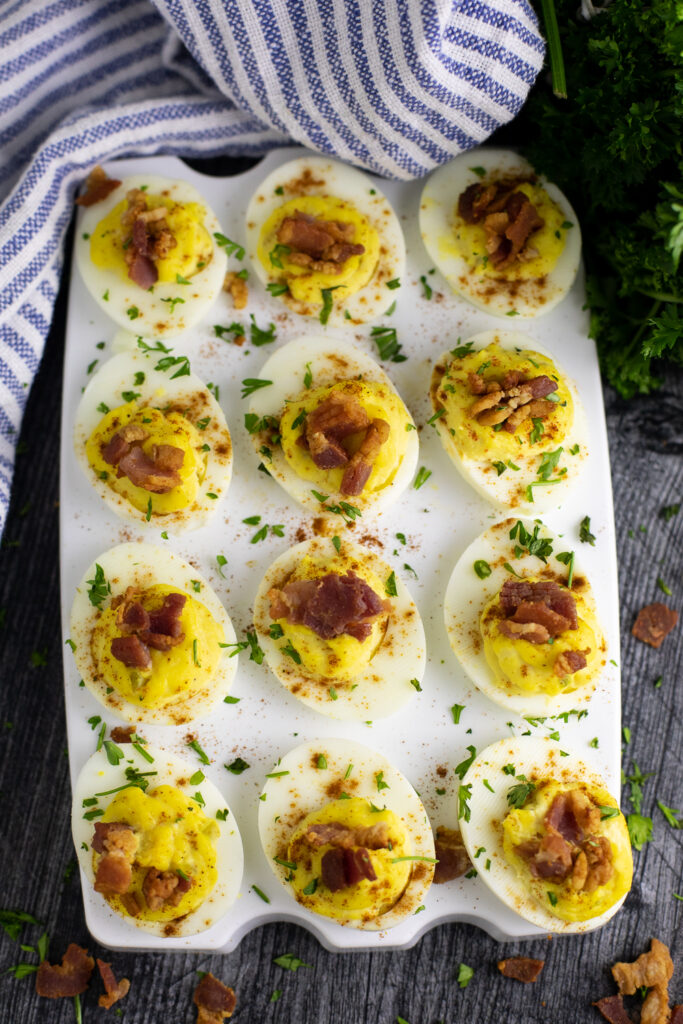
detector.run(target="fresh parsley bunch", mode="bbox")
[505,0,683,397]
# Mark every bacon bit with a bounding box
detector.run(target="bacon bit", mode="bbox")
[321,846,376,891]
[612,939,674,996]
[193,973,236,1023]
[468,372,557,433]
[93,823,138,895]
[458,178,544,269]
[96,959,130,1009]
[111,634,152,670]
[35,944,94,998]
[593,995,633,1024]
[554,649,588,677]
[304,390,370,470]
[497,957,545,983]
[671,1007,683,1024]
[632,603,679,648]
[498,619,550,644]
[517,832,573,882]
[142,868,192,910]
[110,725,136,743]
[268,570,388,642]
[340,417,390,496]
[498,580,578,644]
[305,821,390,850]
[500,580,578,625]
[118,444,184,493]
[467,372,487,395]
[75,166,121,207]
[545,790,600,845]
[121,188,177,288]
[433,827,470,883]
[111,591,186,668]
[120,892,142,917]
[223,271,248,310]
[277,210,364,274]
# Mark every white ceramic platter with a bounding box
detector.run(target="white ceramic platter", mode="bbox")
[60,149,621,952]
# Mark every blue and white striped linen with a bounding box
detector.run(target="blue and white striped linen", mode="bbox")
[0,0,545,535]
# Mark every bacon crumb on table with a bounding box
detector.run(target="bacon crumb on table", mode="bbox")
[594,938,676,1024]
[110,725,135,743]
[223,271,248,310]
[96,959,130,1009]
[497,957,545,983]
[35,944,94,998]
[193,973,236,1024]
[631,603,679,648]
[593,995,633,1024]
[75,166,121,207]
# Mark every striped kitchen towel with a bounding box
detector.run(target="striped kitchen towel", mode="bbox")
[0,0,545,536]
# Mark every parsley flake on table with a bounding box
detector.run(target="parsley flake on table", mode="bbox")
[273,953,311,972]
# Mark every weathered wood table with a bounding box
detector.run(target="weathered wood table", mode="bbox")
[0,185,681,1023]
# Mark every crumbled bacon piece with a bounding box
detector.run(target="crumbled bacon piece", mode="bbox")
[277,210,364,273]
[632,603,679,648]
[499,580,578,625]
[510,600,573,636]
[193,973,236,1024]
[612,939,674,996]
[554,649,588,677]
[545,790,601,845]
[110,725,136,743]
[304,390,370,469]
[593,995,633,1024]
[320,846,377,891]
[497,957,545,983]
[498,619,549,644]
[340,417,390,495]
[142,867,192,910]
[468,371,558,433]
[119,188,178,287]
[517,832,573,882]
[117,443,184,493]
[96,959,130,1009]
[223,271,248,310]
[571,836,613,893]
[36,944,94,998]
[111,634,152,670]
[268,570,388,643]
[305,821,390,850]
[497,579,578,644]
[75,166,121,207]
[433,827,470,883]
[458,178,544,268]
[93,822,138,895]
[671,1007,683,1024]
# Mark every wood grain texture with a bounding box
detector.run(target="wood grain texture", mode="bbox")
[0,211,681,1024]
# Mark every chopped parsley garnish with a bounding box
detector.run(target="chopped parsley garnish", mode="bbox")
[224,630,264,665]
[657,577,672,596]
[241,377,272,399]
[250,313,276,346]
[266,281,289,297]
[660,503,680,522]
[281,640,301,664]
[375,771,389,792]
[450,340,474,359]
[454,745,477,780]
[214,233,245,260]
[103,740,124,766]
[269,623,284,639]
[225,758,249,775]
[420,274,433,299]
[96,401,110,414]
[214,322,245,342]
[121,390,140,403]
[273,953,311,972]
[216,554,227,578]
[320,285,343,325]
[160,296,185,314]
[316,755,327,770]
[529,417,544,444]
[506,776,536,808]
[332,535,341,553]
[385,571,398,597]
[370,324,407,362]
[457,783,472,822]
[86,564,111,608]
[187,739,210,765]
[626,813,653,851]
[457,963,474,988]
[328,686,338,701]
[451,704,465,724]
[154,353,191,379]
[556,550,575,588]
[509,519,554,562]
[303,361,313,389]
[268,243,291,268]
[579,515,596,545]
[252,885,270,903]
[473,559,491,579]
[413,466,431,490]
[492,460,507,476]
[656,801,682,828]
[126,306,140,320]
[547,891,558,907]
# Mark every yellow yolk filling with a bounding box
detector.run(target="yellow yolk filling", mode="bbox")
[502,780,633,922]
[452,181,567,279]
[90,194,212,284]
[257,195,379,306]
[272,554,388,682]
[480,578,600,697]
[91,584,225,708]
[86,402,205,515]
[437,342,573,463]
[287,797,411,922]
[280,379,410,497]
[97,785,219,922]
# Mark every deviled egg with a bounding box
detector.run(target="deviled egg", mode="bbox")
[430,331,587,512]
[74,349,232,531]
[72,743,243,938]
[258,738,434,929]
[76,170,227,337]
[248,336,417,516]
[70,543,237,725]
[245,155,405,325]
[444,517,605,715]
[253,536,425,720]
[419,149,581,317]
[458,737,632,932]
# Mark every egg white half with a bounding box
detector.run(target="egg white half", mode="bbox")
[76,173,227,337]
[73,349,232,532]
[258,738,434,930]
[419,148,581,318]
[444,517,605,716]
[70,543,237,725]
[430,330,588,513]
[249,335,418,515]
[458,737,630,933]
[253,536,425,721]
[72,743,243,938]
[245,156,405,325]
